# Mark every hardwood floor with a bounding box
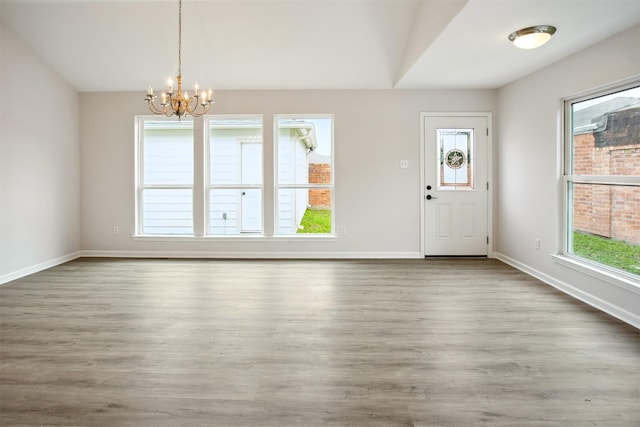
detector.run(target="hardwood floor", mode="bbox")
[1,258,638,426]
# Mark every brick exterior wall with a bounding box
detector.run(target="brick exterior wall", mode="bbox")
[572,108,640,245]
[308,163,331,209]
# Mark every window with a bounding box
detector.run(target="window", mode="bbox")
[564,84,640,278]
[437,128,475,190]
[275,115,334,234]
[135,114,335,238]
[136,118,194,235]
[207,116,263,235]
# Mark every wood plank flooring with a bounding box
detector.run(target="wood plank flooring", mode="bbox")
[1,258,638,426]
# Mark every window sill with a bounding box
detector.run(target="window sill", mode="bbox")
[132,234,338,243]
[552,254,640,294]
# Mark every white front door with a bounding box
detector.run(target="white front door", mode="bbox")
[423,115,488,256]
[241,142,261,232]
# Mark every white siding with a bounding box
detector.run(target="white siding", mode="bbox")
[277,129,311,234]
[141,126,194,235]
[144,128,193,185]
[142,189,193,235]
[278,130,296,233]
[209,189,240,235]
[209,127,262,234]
[294,140,309,229]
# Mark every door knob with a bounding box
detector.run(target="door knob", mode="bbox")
[426,195,438,200]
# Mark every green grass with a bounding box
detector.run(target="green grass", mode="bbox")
[297,209,332,234]
[573,232,640,275]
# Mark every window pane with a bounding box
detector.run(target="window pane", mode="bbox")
[209,118,262,185]
[570,183,640,275]
[277,188,307,234]
[143,120,193,185]
[299,190,333,234]
[209,189,262,235]
[437,128,474,190]
[142,188,193,235]
[277,189,333,234]
[572,88,640,176]
[277,118,332,185]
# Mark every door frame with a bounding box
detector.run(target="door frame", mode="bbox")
[420,112,494,257]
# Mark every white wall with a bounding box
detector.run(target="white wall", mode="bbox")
[496,25,640,327]
[80,89,496,257]
[0,24,80,283]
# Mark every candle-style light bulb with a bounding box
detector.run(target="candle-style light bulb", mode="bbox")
[167,78,173,93]
[147,86,153,96]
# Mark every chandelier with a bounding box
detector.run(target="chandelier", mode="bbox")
[145,0,214,119]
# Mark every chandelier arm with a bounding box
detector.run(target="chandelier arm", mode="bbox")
[188,108,207,118]
[189,102,204,116]
[195,103,212,117]
[146,99,167,115]
[149,98,175,117]
[186,96,201,114]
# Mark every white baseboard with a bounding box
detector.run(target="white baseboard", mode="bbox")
[80,250,423,259]
[0,251,82,285]
[494,252,640,329]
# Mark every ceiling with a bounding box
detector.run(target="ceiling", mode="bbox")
[2,0,639,92]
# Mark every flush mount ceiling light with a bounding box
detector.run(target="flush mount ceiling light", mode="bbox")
[508,25,556,49]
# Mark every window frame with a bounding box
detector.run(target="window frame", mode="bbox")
[560,80,640,288]
[274,114,335,236]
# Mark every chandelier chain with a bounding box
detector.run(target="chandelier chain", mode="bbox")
[178,0,182,76]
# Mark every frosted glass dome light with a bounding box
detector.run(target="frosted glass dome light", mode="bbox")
[508,25,556,49]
